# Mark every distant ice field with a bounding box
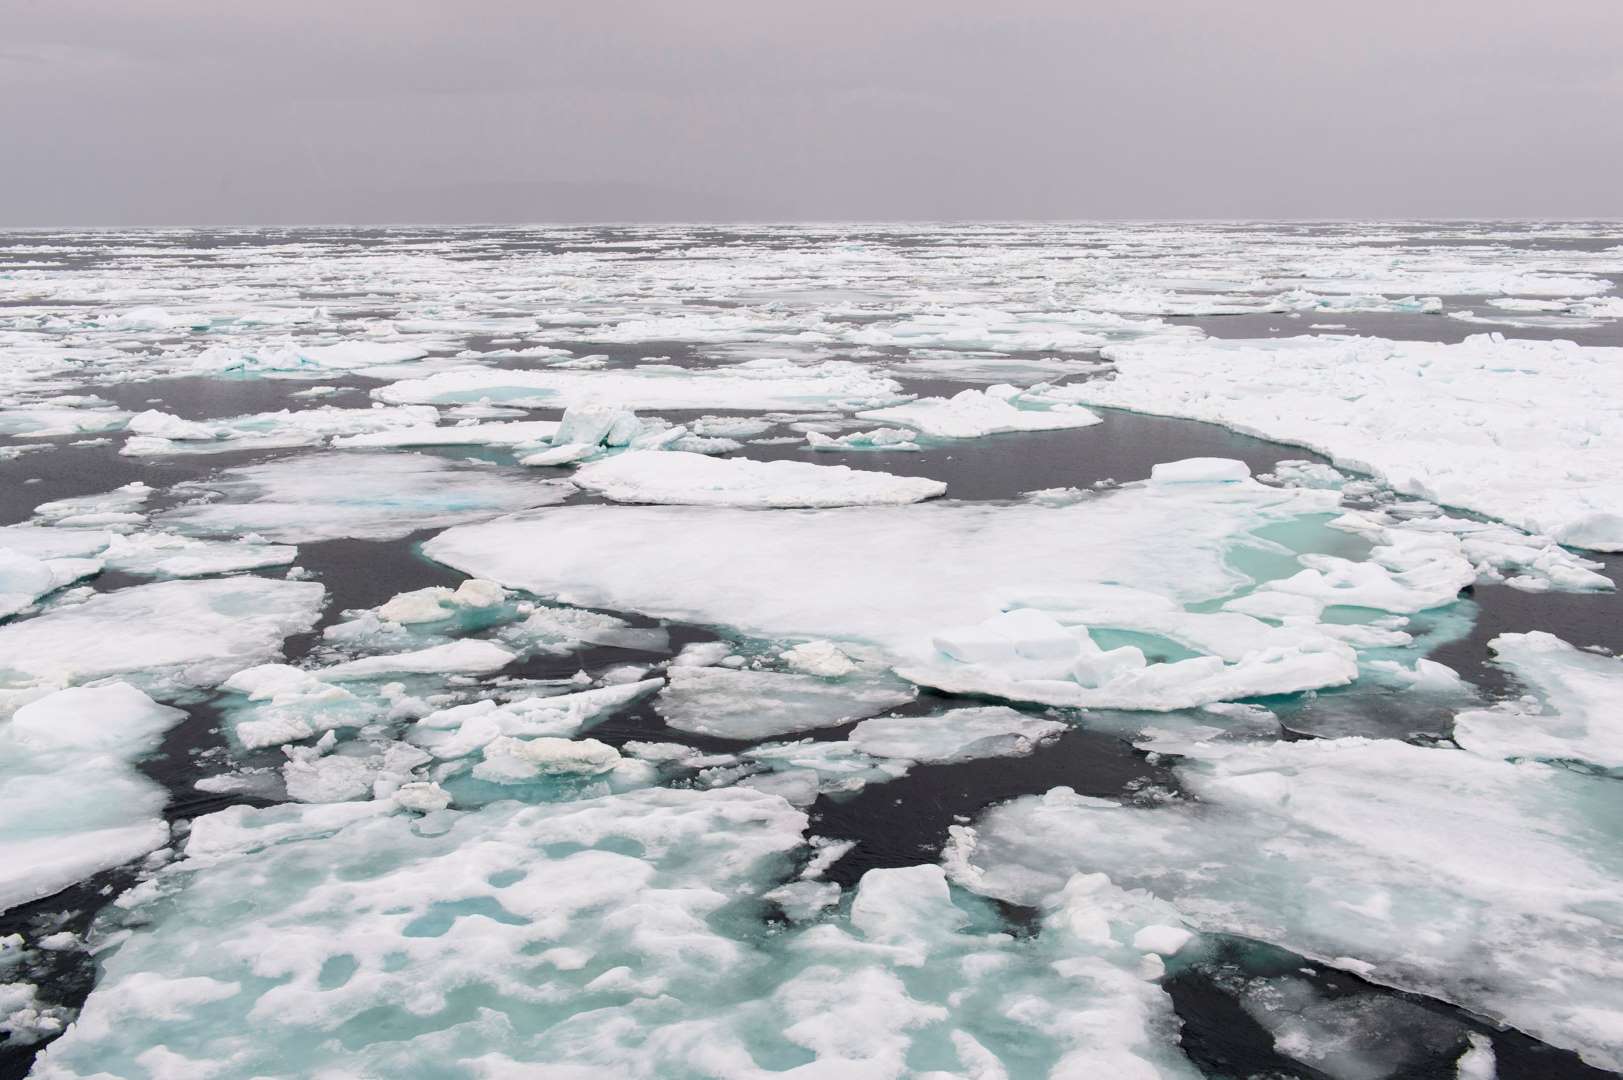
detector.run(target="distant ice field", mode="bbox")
[2,222,1621,1080]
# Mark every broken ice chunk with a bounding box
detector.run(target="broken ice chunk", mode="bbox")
[655,667,916,740]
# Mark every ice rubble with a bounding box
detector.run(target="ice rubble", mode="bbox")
[0,684,179,912]
[161,453,574,543]
[426,466,1446,712]
[1078,333,1623,550]
[188,339,430,376]
[654,667,917,740]
[331,419,560,449]
[120,404,440,456]
[374,358,905,412]
[1452,632,1623,772]
[0,577,324,698]
[571,451,947,508]
[34,789,1202,1079]
[948,737,1623,1071]
[847,706,1066,764]
[735,706,1069,805]
[856,383,1103,439]
[804,427,921,452]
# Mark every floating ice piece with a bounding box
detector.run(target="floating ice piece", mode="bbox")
[780,640,858,677]
[0,684,180,912]
[1083,333,1623,551]
[0,546,99,619]
[0,404,130,438]
[572,451,946,507]
[33,787,811,1076]
[804,427,921,452]
[910,605,1357,710]
[32,482,152,528]
[0,980,71,1045]
[426,475,1364,712]
[120,405,441,456]
[318,639,516,680]
[220,664,375,749]
[410,680,662,761]
[376,579,506,624]
[0,578,325,695]
[655,667,916,740]
[98,531,297,578]
[500,605,667,655]
[856,383,1102,438]
[1149,457,1251,484]
[331,420,560,449]
[948,738,1623,1071]
[473,736,622,782]
[161,453,572,543]
[375,357,905,411]
[847,706,1065,764]
[393,781,451,813]
[1453,632,1623,772]
[189,339,430,376]
[1330,507,1612,593]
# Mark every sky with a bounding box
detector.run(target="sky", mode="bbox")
[5,0,1622,224]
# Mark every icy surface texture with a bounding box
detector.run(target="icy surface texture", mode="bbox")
[572,450,946,507]
[0,577,325,697]
[1453,632,1623,772]
[426,468,1451,711]
[857,383,1102,439]
[35,793,1202,1079]
[0,684,179,912]
[376,358,904,411]
[161,453,573,543]
[1080,333,1623,550]
[949,738,1623,1070]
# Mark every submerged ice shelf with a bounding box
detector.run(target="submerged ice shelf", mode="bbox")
[2,221,1621,1080]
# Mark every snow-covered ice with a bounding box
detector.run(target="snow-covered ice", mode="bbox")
[0,577,325,696]
[572,450,947,507]
[948,737,1623,1070]
[0,684,179,912]
[1453,632,1623,772]
[161,453,573,543]
[1079,333,1623,550]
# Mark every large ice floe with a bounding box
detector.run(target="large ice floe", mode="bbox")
[1453,631,1623,773]
[0,684,180,911]
[948,737,1623,1071]
[0,577,324,699]
[160,452,574,543]
[571,451,947,507]
[1077,333,1623,550]
[855,383,1103,439]
[374,358,905,411]
[426,462,1427,712]
[32,790,1206,1078]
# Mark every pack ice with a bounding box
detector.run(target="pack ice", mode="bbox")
[1078,333,1623,550]
[33,790,1205,1079]
[161,453,573,543]
[425,464,1466,711]
[948,738,1623,1070]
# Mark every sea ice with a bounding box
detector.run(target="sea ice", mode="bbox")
[426,473,1413,711]
[374,358,905,411]
[856,383,1102,439]
[948,737,1623,1070]
[571,451,946,507]
[161,453,573,543]
[654,667,917,740]
[1080,333,1623,550]
[846,706,1067,765]
[1453,632,1623,772]
[0,577,325,696]
[0,684,179,912]
[120,405,440,456]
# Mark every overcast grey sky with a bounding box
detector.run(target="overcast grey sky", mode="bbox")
[5,0,1622,224]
